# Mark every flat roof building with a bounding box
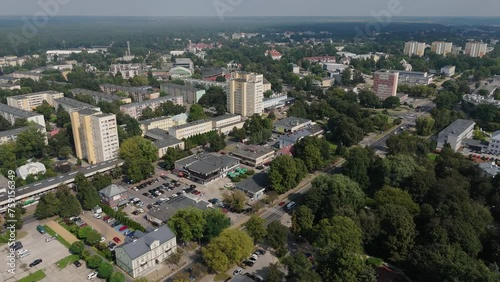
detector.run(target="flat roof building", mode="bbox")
[120,96,183,119]
[146,196,210,225]
[70,88,132,104]
[0,125,46,145]
[0,103,46,128]
[99,84,160,102]
[236,173,270,200]
[168,119,213,140]
[54,97,100,113]
[436,119,475,151]
[175,153,239,184]
[160,83,206,104]
[7,90,64,111]
[231,146,275,167]
[139,114,188,134]
[228,72,264,117]
[273,117,312,134]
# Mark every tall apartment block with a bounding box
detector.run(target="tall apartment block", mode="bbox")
[6,90,64,111]
[70,108,119,164]
[464,42,488,58]
[228,72,264,117]
[403,41,426,57]
[431,41,453,56]
[373,70,399,100]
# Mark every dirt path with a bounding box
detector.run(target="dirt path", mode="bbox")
[44,220,79,244]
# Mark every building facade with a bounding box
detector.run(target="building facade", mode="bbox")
[231,146,275,167]
[398,71,434,86]
[436,119,475,151]
[71,108,119,164]
[53,97,100,113]
[98,184,129,208]
[404,41,426,57]
[109,63,142,79]
[228,72,264,117]
[119,96,183,119]
[70,88,132,104]
[99,84,160,102]
[431,41,453,56]
[465,42,488,58]
[373,70,399,100]
[168,119,213,140]
[441,65,456,77]
[0,103,46,128]
[488,131,500,155]
[7,91,64,111]
[174,153,240,184]
[160,83,206,104]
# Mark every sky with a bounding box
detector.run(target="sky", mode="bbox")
[0,0,499,17]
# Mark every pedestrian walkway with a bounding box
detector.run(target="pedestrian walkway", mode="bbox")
[44,219,79,244]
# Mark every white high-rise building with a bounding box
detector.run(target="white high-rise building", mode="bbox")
[70,108,119,164]
[431,41,453,56]
[228,72,264,117]
[404,41,426,57]
[464,42,488,58]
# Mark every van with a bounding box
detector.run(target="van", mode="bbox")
[286,201,296,210]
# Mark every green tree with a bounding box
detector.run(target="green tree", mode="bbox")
[35,101,55,121]
[120,136,157,182]
[269,155,307,193]
[318,249,366,282]
[382,96,400,109]
[55,105,71,127]
[327,115,364,147]
[77,185,100,210]
[342,68,352,85]
[78,226,93,239]
[35,192,60,219]
[69,241,85,254]
[109,272,125,282]
[97,262,113,279]
[267,263,285,282]
[244,215,267,243]
[222,190,246,212]
[377,204,416,262]
[162,148,191,170]
[374,187,420,215]
[291,206,314,238]
[293,136,331,172]
[266,221,289,250]
[283,253,322,282]
[86,229,102,246]
[168,208,206,242]
[56,185,82,218]
[313,216,363,258]
[202,229,253,272]
[15,126,47,159]
[358,90,381,108]
[208,133,226,152]
[343,147,372,190]
[58,146,72,159]
[203,209,230,241]
[86,254,103,269]
[188,104,207,122]
[415,116,435,136]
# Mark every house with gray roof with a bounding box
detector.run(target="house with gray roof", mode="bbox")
[273,116,312,133]
[236,172,270,200]
[99,184,129,208]
[115,225,177,278]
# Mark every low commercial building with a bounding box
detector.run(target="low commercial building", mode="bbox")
[236,173,270,200]
[54,97,100,113]
[160,83,206,104]
[277,126,324,149]
[7,90,64,111]
[144,128,185,158]
[168,119,213,140]
[440,65,456,77]
[0,103,46,128]
[16,162,47,180]
[436,119,475,151]
[398,71,434,86]
[273,117,312,134]
[146,196,210,225]
[174,153,239,184]
[70,88,132,104]
[115,225,177,278]
[98,184,129,208]
[211,114,242,128]
[479,163,500,178]
[231,146,275,167]
[120,96,183,119]
[488,131,500,155]
[139,114,188,134]
[263,94,288,110]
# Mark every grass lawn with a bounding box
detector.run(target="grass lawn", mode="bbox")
[43,225,71,248]
[427,153,438,161]
[328,141,338,151]
[16,270,46,282]
[56,254,80,269]
[214,273,231,281]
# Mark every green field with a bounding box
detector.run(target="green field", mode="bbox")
[43,225,71,248]
[17,270,46,282]
[56,254,80,269]
[427,153,438,161]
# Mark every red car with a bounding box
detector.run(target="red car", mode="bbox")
[103,216,111,221]
[113,237,121,243]
[119,225,128,231]
[278,201,286,207]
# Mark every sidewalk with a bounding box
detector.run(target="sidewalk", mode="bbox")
[146,248,197,282]
[44,219,79,244]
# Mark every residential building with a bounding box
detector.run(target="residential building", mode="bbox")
[263,94,288,110]
[373,70,399,100]
[146,196,209,225]
[173,58,194,70]
[119,96,183,119]
[488,131,500,155]
[303,56,336,63]
[404,41,426,57]
[181,78,228,91]
[228,72,264,117]
[139,114,187,134]
[265,49,282,60]
[440,65,456,77]
[69,88,132,104]
[109,63,142,79]
[0,103,46,128]
[431,41,453,56]
[277,126,324,149]
[70,108,119,164]
[7,91,64,111]
[160,83,206,104]
[99,184,128,208]
[436,119,475,151]
[398,71,434,86]
[479,162,500,178]
[99,84,160,102]
[399,59,413,71]
[153,137,185,158]
[16,162,46,180]
[0,84,20,90]
[465,42,488,58]
[169,50,186,56]
[0,125,46,145]
[273,117,312,134]
[463,94,500,109]
[211,114,244,135]
[262,78,272,93]
[0,55,30,67]
[236,173,270,200]
[291,64,300,74]
[54,97,100,113]
[168,119,213,140]
[231,146,275,167]
[175,153,239,184]
[11,72,44,81]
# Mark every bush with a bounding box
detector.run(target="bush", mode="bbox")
[245,169,255,176]
[81,249,91,261]
[69,241,85,255]
[231,176,241,183]
[109,272,125,282]
[97,262,113,279]
[86,255,103,269]
[366,257,384,267]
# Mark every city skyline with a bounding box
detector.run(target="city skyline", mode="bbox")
[1,0,500,17]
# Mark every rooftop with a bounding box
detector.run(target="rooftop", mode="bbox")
[479,163,500,177]
[236,173,270,194]
[170,119,211,130]
[139,116,173,125]
[232,146,275,160]
[6,90,62,100]
[438,119,475,137]
[492,130,500,141]
[117,225,176,260]
[0,125,44,139]
[174,58,193,64]
[274,116,312,129]
[100,84,152,94]
[70,88,127,101]
[212,113,240,122]
[153,137,184,149]
[176,153,239,175]
[160,83,197,91]
[55,97,97,109]
[147,195,210,223]
[99,184,127,198]
[120,96,182,108]
[0,103,43,118]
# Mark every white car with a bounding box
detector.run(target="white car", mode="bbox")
[87,272,98,280]
[100,237,106,243]
[233,268,243,276]
[93,214,101,219]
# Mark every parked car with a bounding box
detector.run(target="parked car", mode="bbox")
[233,268,243,276]
[208,198,220,204]
[103,216,111,222]
[124,230,133,236]
[36,225,46,234]
[242,260,254,267]
[113,237,121,243]
[93,213,101,219]
[255,249,266,255]
[29,259,42,267]
[142,192,150,197]
[108,243,117,250]
[119,226,128,231]
[45,235,57,242]
[73,260,82,267]
[12,241,23,251]
[190,184,197,189]
[87,271,98,280]
[111,221,120,227]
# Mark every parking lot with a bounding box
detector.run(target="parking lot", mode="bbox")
[1,221,77,282]
[79,213,126,245]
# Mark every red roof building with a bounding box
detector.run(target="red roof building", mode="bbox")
[265,49,283,60]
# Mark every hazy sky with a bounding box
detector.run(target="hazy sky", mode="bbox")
[1,0,499,17]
